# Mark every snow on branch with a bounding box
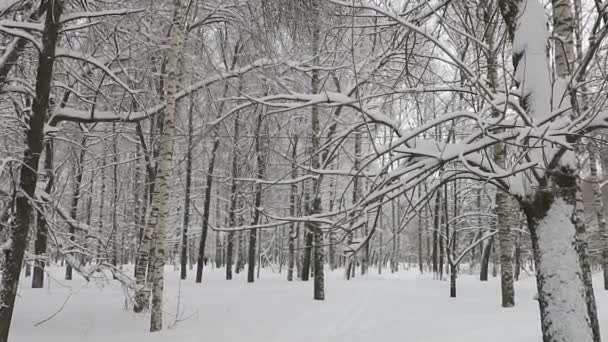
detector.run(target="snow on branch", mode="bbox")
[49,58,276,125]
[59,8,144,24]
[55,48,135,94]
[37,191,90,233]
[0,23,41,51]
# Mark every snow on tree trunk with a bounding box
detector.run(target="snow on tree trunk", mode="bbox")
[0,1,63,341]
[498,0,597,339]
[524,189,592,342]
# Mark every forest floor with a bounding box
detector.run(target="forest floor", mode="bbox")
[8,265,608,342]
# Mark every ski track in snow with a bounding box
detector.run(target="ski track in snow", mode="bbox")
[7,266,608,342]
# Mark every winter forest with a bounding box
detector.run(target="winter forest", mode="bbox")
[4,0,608,340]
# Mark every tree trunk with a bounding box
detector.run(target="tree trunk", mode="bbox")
[215,193,222,269]
[301,221,312,281]
[450,263,456,298]
[32,141,53,288]
[307,0,324,300]
[248,110,267,283]
[480,237,492,282]
[591,145,608,289]
[432,191,440,277]
[96,153,107,259]
[149,0,186,332]
[66,138,86,280]
[497,192,515,306]
[110,124,119,278]
[514,231,521,281]
[195,131,219,282]
[418,208,423,274]
[133,28,166,300]
[484,0,515,305]
[0,1,63,340]
[287,136,298,281]
[181,99,194,280]
[226,114,241,281]
[523,173,594,342]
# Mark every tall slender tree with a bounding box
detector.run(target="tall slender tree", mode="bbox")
[0,1,64,340]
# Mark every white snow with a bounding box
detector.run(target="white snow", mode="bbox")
[9,264,608,342]
[512,0,552,121]
[535,198,593,342]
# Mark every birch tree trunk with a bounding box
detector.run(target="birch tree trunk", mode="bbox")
[523,175,593,342]
[133,52,165,298]
[496,160,515,306]
[483,0,515,305]
[149,0,187,332]
[308,0,324,300]
[498,0,597,339]
[0,1,63,340]
[597,147,608,290]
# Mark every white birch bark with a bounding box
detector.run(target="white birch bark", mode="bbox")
[149,0,187,332]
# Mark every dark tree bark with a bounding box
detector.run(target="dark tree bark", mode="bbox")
[287,135,299,281]
[248,110,267,283]
[195,134,219,282]
[180,100,194,280]
[110,124,119,278]
[215,191,222,269]
[66,137,86,280]
[0,1,63,340]
[32,141,53,289]
[226,114,240,280]
[514,231,521,281]
[432,191,440,276]
[301,216,313,281]
[418,208,423,274]
[480,237,493,282]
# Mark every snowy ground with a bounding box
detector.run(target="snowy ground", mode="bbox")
[8,265,608,342]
